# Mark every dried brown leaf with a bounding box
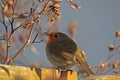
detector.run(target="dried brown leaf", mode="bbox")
[3,4,12,14]
[8,0,14,6]
[7,14,28,19]
[68,21,77,36]
[99,63,106,69]
[18,33,26,43]
[108,44,114,51]
[70,3,82,10]
[115,30,120,37]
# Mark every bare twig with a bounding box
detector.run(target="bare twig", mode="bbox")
[7,22,35,64]
[0,14,10,64]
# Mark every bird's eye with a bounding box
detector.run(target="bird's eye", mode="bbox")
[54,34,58,38]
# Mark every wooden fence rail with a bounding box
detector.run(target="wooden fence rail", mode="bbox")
[0,64,77,80]
[0,64,120,80]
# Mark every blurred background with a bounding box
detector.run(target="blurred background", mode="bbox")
[59,0,120,67]
[0,0,120,73]
[34,0,120,67]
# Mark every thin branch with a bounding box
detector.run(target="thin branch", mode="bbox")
[3,3,16,64]
[0,14,10,64]
[1,0,55,64]
[11,0,52,32]
[38,1,51,15]
[7,22,34,64]
[31,31,39,43]
[7,2,15,34]
[0,15,8,32]
[41,20,54,31]
[32,40,44,44]
[102,67,113,75]
[31,19,54,44]
[102,44,120,64]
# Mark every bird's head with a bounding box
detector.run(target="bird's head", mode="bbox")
[46,32,69,43]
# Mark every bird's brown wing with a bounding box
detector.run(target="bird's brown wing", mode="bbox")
[61,52,75,61]
[75,48,94,75]
[61,48,94,75]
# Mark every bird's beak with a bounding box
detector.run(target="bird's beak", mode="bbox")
[44,32,49,36]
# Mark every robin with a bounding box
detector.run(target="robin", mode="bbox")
[46,32,94,76]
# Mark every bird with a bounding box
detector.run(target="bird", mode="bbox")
[45,32,94,76]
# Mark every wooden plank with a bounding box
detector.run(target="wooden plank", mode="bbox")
[0,64,78,80]
[1,64,119,80]
[0,64,40,80]
[41,69,60,80]
[59,71,77,80]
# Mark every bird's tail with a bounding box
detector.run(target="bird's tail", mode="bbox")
[75,51,94,76]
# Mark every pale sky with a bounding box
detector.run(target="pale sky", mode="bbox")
[24,0,120,67]
[58,0,120,66]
